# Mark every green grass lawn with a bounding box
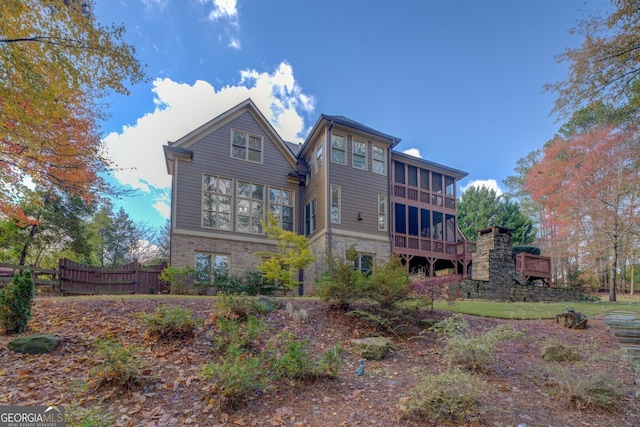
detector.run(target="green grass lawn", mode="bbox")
[432,296,640,319]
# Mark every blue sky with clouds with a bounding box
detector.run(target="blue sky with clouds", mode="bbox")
[95,0,611,228]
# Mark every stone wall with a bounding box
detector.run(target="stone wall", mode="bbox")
[472,226,515,285]
[453,278,582,302]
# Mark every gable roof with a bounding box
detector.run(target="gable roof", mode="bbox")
[164,98,298,172]
[299,114,401,157]
[391,150,468,180]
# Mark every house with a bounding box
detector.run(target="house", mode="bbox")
[163,99,469,294]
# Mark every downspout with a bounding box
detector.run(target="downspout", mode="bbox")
[327,121,334,256]
[388,141,395,257]
[296,157,308,296]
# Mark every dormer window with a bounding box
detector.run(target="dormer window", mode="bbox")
[231,129,263,163]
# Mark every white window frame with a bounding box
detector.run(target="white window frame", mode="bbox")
[331,133,347,165]
[331,185,341,224]
[378,194,387,231]
[236,180,265,235]
[372,145,386,175]
[230,129,263,163]
[352,139,367,170]
[202,174,233,230]
[268,187,295,231]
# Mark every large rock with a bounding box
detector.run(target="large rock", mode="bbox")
[8,334,62,354]
[542,344,581,362]
[349,337,392,361]
[555,307,588,329]
[255,295,281,312]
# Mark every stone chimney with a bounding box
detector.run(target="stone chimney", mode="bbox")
[471,226,515,286]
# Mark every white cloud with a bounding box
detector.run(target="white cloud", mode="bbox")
[402,148,422,158]
[207,0,238,21]
[461,179,504,196]
[103,62,314,218]
[228,37,241,50]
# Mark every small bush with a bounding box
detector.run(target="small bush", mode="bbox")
[0,271,35,335]
[364,255,411,311]
[285,302,309,323]
[214,315,266,356]
[316,247,365,310]
[403,368,485,424]
[90,337,141,388]
[142,305,202,341]
[159,265,196,295]
[214,269,279,296]
[201,354,266,410]
[213,292,266,322]
[544,363,623,411]
[429,313,469,336]
[410,274,462,309]
[267,327,343,380]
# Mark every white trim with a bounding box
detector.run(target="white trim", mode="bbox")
[173,227,277,245]
[330,184,341,224]
[352,138,367,171]
[230,128,264,164]
[329,229,391,242]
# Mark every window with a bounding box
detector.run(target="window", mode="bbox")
[408,165,418,187]
[354,253,373,276]
[331,133,346,165]
[394,161,405,184]
[378,195,387,231]
[331,185,341,223]
[372,145,386,175]
[433,211,443,240]
[316,144,324,170]
[445,175,455,196]
[408,206,419,236]
[446,214,456,242]
[237,181,264,234]
[420,209,431,238]
[269,187,294,231]
[352,139,367,170]
[432,172,443,193]
[231,129,262,163]
[306,154,314,183]
[202,174,232,230]
[304,199,317,236]
[195,252,229,282]
[395,203,406,234]
[420,168,429,190]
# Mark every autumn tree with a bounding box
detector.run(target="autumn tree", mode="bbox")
[546,1,640,117]
[457,185,535,245]
[524,122,640,301]
[0,0,145,221]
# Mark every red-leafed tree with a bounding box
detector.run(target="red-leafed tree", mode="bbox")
[524,123,640,301]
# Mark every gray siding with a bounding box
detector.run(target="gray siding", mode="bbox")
[173,110,298,237]
[301,132,327,238]
[329,130,390,238]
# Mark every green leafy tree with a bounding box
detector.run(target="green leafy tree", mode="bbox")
[457,186,534,245]
[0,0,146,223]
[89,206,137,267]
[257,214,315,290]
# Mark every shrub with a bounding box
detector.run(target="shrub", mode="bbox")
[159,265,196,295]
[316,246,365,310]
[213,292,266,322]
[403,368,485,424]
[214,269,279,296]
[544,363,623,411]
[267,327,343,380]
[214,315,266,356]
[0,271,35,335]
[430,316,524,372]
[142,305,202,341]
[512,245,541,256]
[364,255,411,311]
[90,337,141,389]
[201,354,266,410]
[285,302,309,323]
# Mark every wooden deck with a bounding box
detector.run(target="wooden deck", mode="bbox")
[515,252,551,285]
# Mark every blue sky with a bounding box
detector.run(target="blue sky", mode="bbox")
[95,0,611,229]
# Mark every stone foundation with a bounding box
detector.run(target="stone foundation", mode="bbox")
[453,278,582,302]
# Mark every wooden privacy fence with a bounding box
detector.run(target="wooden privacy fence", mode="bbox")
[59,259,168,295]
[0,260,168,295]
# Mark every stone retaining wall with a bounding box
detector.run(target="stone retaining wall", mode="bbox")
[453,278,582,302]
